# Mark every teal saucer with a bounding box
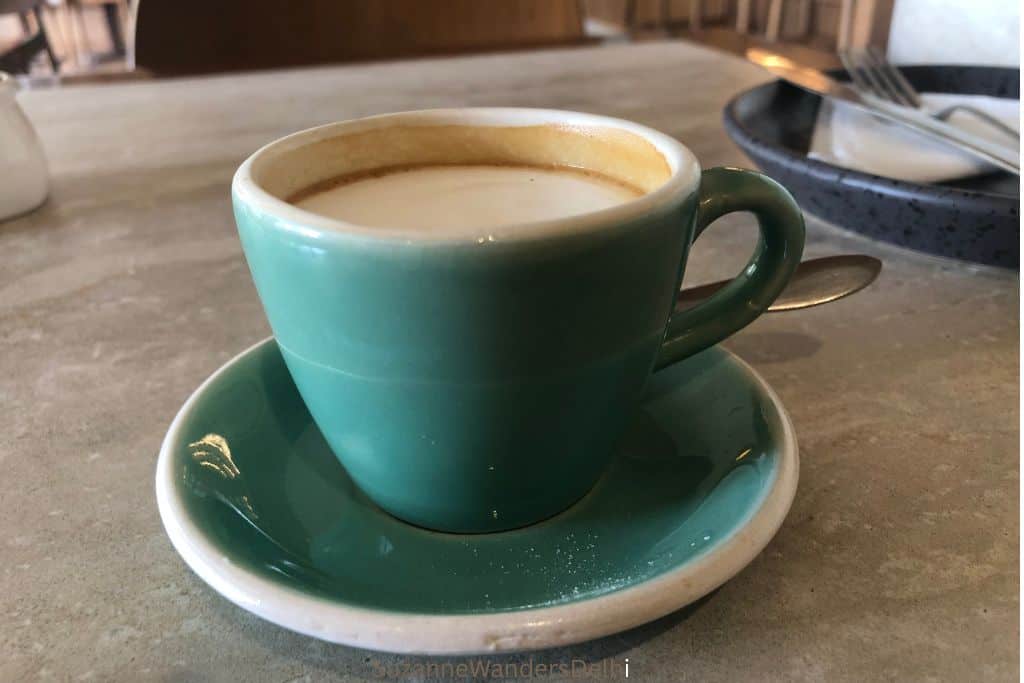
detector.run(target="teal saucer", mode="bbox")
[156,338,798,654]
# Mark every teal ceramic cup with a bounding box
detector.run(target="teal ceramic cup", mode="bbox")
[232,108,804,533]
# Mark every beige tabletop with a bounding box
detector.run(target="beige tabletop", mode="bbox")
[1,41,1017,681]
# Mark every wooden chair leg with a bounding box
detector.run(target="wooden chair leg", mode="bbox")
[56,3,81,69]
[65,3,85,65]
[794,0,812,38]
[101,2,126,56]
[765,0,784,42]
[624,0,637,31]
[33,7,60,71]
[71,2,93,64]
[689,0,702,31]
[837,0,855,50]
[41,5,68,64]
[736,0,752,33]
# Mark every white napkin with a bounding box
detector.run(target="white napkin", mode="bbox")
[808,93,1020,182]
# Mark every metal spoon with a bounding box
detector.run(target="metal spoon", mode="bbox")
[676,254,882,312]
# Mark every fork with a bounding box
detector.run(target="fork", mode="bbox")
[839,47,1019,141]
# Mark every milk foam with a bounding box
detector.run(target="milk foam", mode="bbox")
[292,165,642,231]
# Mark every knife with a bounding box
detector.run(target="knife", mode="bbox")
[746,48,1020,176]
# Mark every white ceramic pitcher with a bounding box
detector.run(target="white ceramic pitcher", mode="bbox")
[0,72,48,221]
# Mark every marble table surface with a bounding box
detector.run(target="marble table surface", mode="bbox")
[1,41,1017,682]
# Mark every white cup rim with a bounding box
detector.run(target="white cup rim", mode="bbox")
[232,107,701,245]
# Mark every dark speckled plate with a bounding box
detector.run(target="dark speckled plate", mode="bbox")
[724,66,1019,269]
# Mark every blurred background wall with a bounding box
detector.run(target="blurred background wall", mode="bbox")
[0,0,1016,82]
[887,0,1020,67]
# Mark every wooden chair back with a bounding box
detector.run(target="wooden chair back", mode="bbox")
[134,0,586,76]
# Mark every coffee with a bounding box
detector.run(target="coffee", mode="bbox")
[289,164,643,231]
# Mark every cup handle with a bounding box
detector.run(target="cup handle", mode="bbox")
[654,167,805,370]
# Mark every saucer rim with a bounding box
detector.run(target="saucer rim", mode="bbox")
[155,336,799,655]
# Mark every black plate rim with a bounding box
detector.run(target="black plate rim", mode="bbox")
[722,65,1019,207]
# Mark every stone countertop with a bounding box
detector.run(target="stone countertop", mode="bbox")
[1,41,1017,682]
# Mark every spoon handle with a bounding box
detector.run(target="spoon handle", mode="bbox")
[676,254,882,313]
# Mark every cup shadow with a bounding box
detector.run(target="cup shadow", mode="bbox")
[724,331,822,364]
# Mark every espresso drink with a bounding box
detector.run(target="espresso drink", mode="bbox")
[290,164,643,230]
